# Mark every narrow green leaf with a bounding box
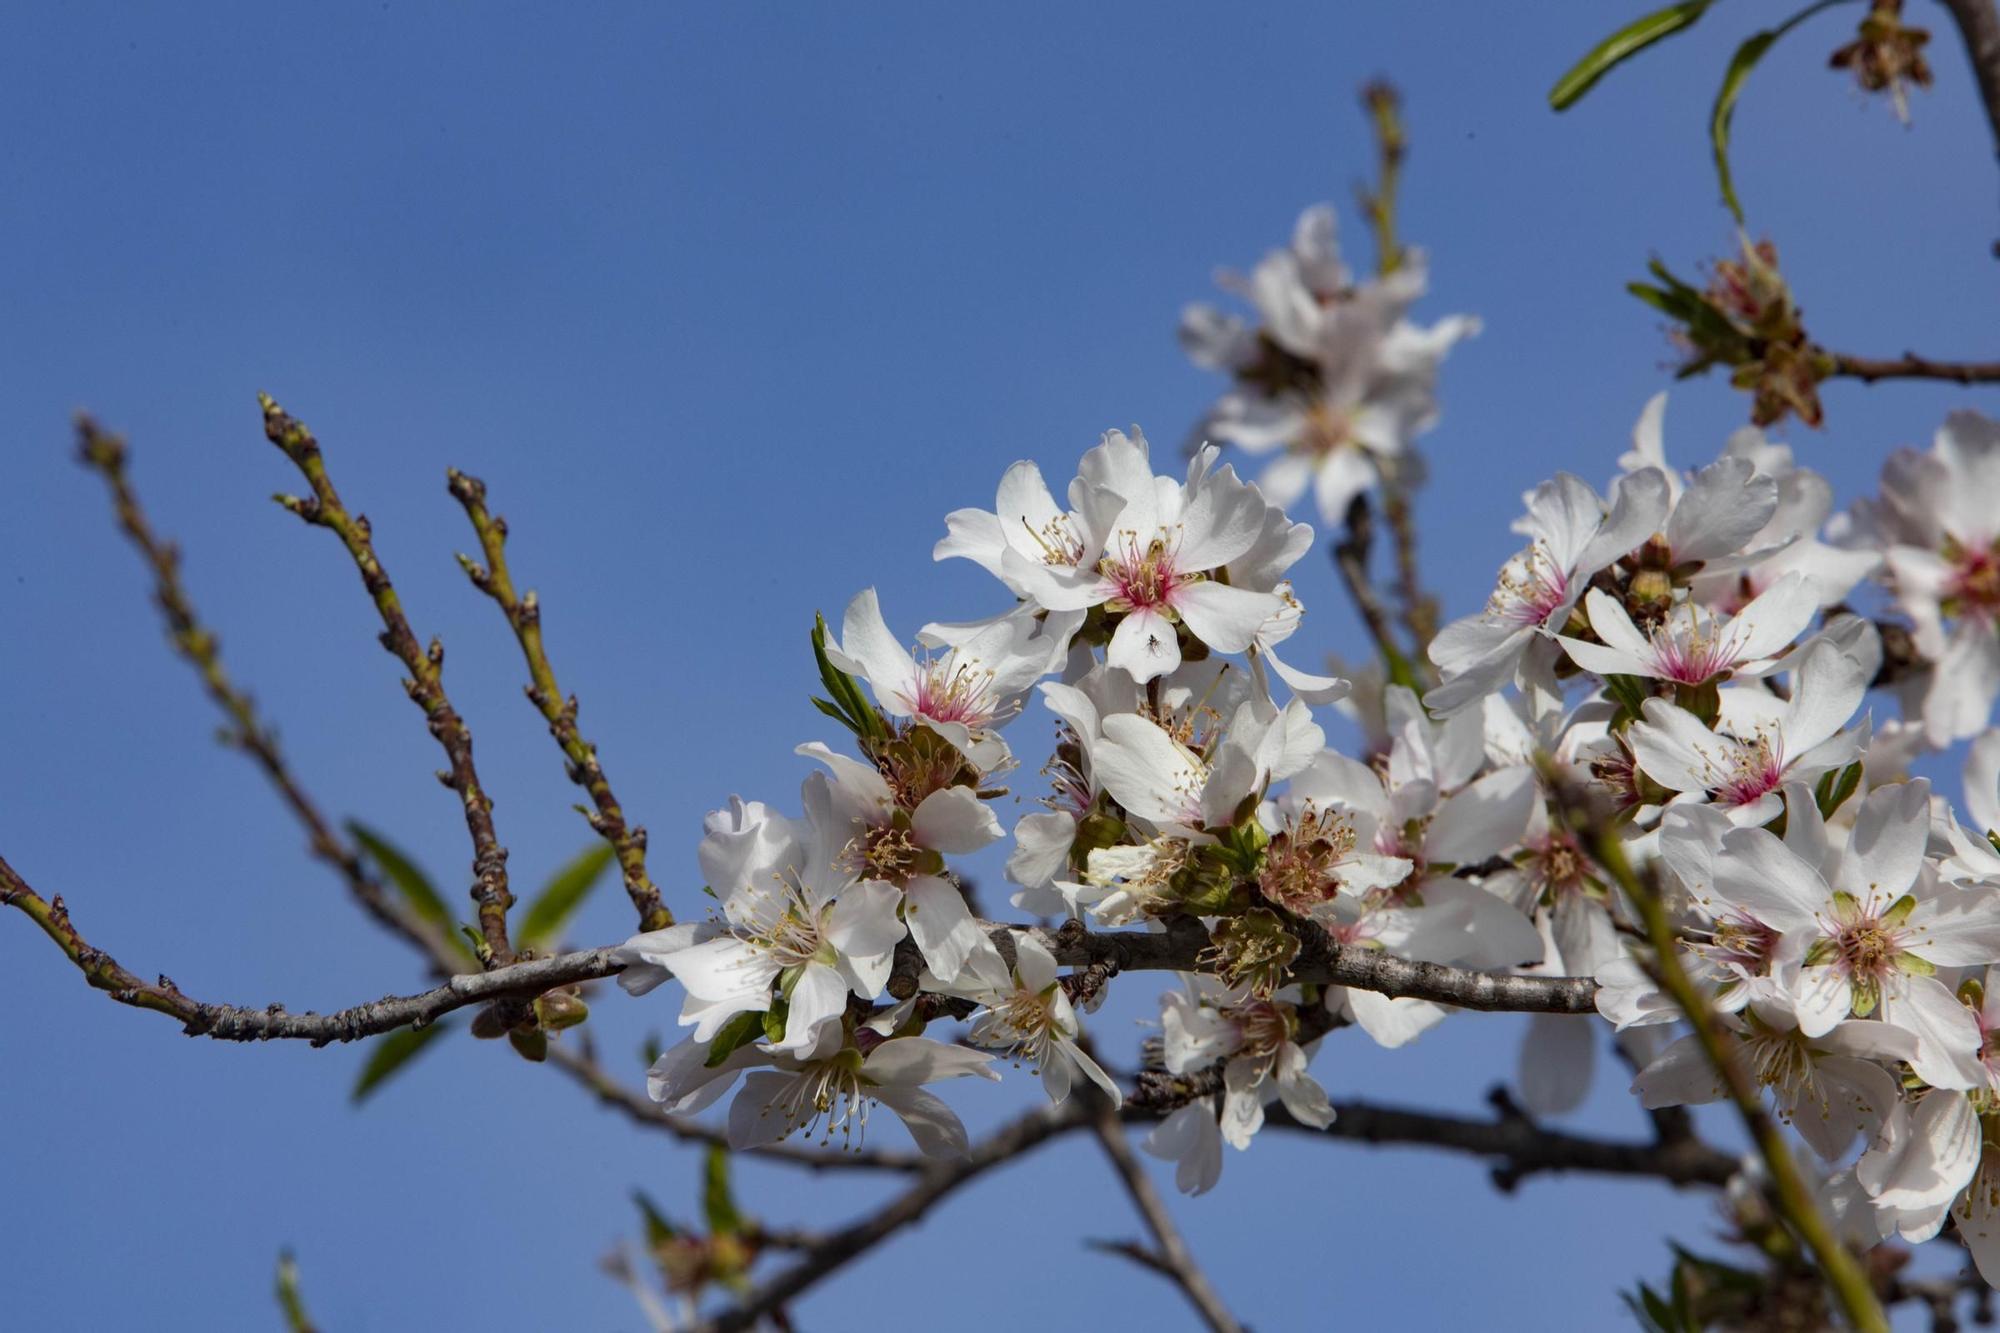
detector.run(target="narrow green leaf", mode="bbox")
[1816,760,1863,818]
[702,1145,744,1237]
[704,1009,766,1067]
[348,821,454,932]
[812,613,887,739]
[1549,1,1715,110]
[632,1189,678,1246]
[1712,0,1853,222]
[517,842,617,948]
[351,1020,452,1104]
[810,695,864,736]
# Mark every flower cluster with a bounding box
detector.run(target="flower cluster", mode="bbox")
[614,212,2000,1293]
[1180,203,1478,523]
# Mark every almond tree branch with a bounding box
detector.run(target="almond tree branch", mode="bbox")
[691,1100,1095,1333]
[0,854,602,1043]
[1333,493,1421,691]
[1251,1094,1738,1192]
[1826,349,2000,383]
[1088,1100,1243,1333]
[257,394,516,966]
[446,469,672,932]
[1938,0,2000,172]
[73,415,463,972]
[0,869,1600,1041]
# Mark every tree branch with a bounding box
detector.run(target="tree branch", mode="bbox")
[258,394,516,966]
[73,415,463,972]
[0,853,608,1043]
[690,1101,1095,1333]
[1253,1092,1738,1192]
[1,860,1600,1043]
[1938,0,2000,172]
[1088,1101,1243,1333]
[1332,493,1421,692]
[1826,349,2000,383]
[447,469,672,932]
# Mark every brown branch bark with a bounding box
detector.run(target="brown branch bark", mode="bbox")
[1089,1102,1243,1333]
[0,861,1600,1041]
[73,415,463,972]
[1826,350,2000,383]
[1939,0,2000,171]
[258,394,516,966]
[0,854,601,1043]
[447,470,672,932]
[1253,1095,1737,1192]
[691,1101,1094,1333]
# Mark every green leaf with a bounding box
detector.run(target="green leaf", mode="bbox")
[1815,760,1863,819]
[348,821,455,935]
[704,1009,766,1067]
[702,1146,744,1237]
[632,1189,678,1246]
[1549,1,1715,110]
[1712,0,1853,222]
[351,1020,452,1104]
[517,842,617,949]
[811,613,887,740]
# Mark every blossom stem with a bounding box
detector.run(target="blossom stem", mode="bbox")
[1587,825,1889,1333]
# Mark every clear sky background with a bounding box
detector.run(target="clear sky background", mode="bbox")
[4,4,1997,1330]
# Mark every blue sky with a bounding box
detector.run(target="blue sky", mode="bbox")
[3,3,1996,1329]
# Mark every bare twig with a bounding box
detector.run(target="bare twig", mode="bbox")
[258,394,516,966]
[1089,1101,1243,1333]
[447,470,672,932]
[1938,0,2000,175]
[0,853,602,1043]
[73,415,462,972]
[1358,80,1406,278]
[1253,1094,1737,1192]
[690,1101,1095,1333]
[1332,493,1421,691]
[1827,349,2000,383]
[275,1250,319,1333]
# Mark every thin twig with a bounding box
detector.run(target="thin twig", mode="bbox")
[1089,1101,1244,1333]
[1332,493,1420,691]
[73,415,463,972]
[1251,1095,1737,1192]
[1827,350,2000,383]
[258,394,516,966]
[0,854,598,1043]
[690,1101,1095,1333]
[1584,813,1887,1332]
[447,470,672,932]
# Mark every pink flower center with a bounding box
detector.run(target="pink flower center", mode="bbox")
[1099,534,1193,612]
[1490,545,1571,628]
[1948,544,2000,623]
[1712,736,1783,807]
[913,657,1000,727]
